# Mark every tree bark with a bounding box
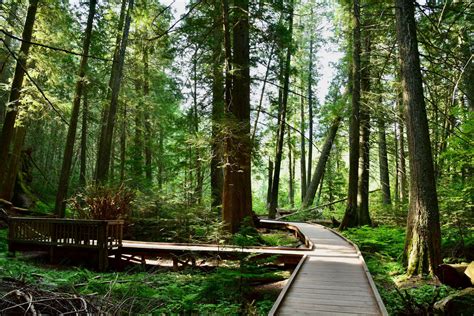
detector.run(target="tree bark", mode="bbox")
[266,159,273,207]
[95,0,133,183]
[221,0,254,233]
[0,0,38,200]
[268,0,294,219]
[307,21,314,188]
[395,0,441,276]
[55,0,97,217]
[340,0,361,229]
[288,127,294,208]
[302,117,341,208]
[79,86,89,187]
[300,91,307,202]
[357,31,372,226]
[211,1,224,211]
[378,114,391,204]
[143,45,152,183]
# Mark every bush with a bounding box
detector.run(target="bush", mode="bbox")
[69,184,135,220]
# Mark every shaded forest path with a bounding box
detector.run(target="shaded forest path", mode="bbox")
[264,220,388,316]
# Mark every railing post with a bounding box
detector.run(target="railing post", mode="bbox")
[97,221,107,271]
[7,220,15,257]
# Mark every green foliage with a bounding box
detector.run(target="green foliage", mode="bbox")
[69,185,135,220]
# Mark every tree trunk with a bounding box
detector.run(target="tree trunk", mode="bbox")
[307,25,314,188]
[158,126,164,189]
[268,0,294,219]
[221,0,254,233]
[120,103,126,183]
[357,31,372,226]
[288,127,294,208]
[55,0,97,217]
[340,0,361,229]
[300,92,307,202]
[395,0,441,277]
[302,117,341,208]
[95,0,133,183]
[143,45,152,182]
[96,0,127,180]
[266,159,273,207]
[0,0,38,200]
[397,83,408,202]
[378,114,391,205]
[211,1,224,211]
[79,86,89,187]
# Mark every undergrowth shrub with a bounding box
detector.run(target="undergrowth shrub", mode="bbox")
[69,184,135,220]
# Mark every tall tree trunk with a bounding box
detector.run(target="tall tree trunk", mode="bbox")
[143,45,152,182]
[158,126,164,189]
[0,1,18,122]
[300,91,307,202]
[397,89,407,202]
[394,122,400,202]
[340,0,361,229]
[268,0,294,219]
[95,0,133,183]
[120,103,126,183]
[133,87,143,179]
[55,0,97,217]
[0,0,38,200]
[307,26,314,188]
[79,86,89,187]
[192,55,203,204]
[357,31,372,226]
[288,127,294,208]
[211,1,224,211]
[266,159,273,207]
[395,0,441,276]
[302,117,341,208]
[378,114,391,204]
[221,0,254,233]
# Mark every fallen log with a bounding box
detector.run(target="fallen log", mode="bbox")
[436,263,472,289]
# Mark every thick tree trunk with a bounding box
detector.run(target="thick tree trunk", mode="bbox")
[55,0,97,217]
[221,0,254,233]
[302,117,341,208]
[79,86,89,187]
[0,0,38,200]
[211,2,224,211]
[268,0,294,219]
[395,0,441,276]
[378,115,391,205]
[357,32,371,226]
[95,0,133,183]
[340,0,361,229]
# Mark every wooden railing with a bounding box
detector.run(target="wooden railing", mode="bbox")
[8,217,124,270]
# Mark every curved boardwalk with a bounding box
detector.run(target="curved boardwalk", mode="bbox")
[265,220,388,316]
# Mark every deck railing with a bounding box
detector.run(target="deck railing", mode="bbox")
[8,217,124,270]
[8,217,123,249]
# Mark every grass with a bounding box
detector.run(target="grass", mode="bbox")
[0,228,286,315]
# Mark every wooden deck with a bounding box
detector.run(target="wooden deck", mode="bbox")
[265,220,388,316]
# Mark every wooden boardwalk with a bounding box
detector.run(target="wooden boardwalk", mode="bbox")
[265,220,388,316]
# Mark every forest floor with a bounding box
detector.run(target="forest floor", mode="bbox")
[0,228,292,315]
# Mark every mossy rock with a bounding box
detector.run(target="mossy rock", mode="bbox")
[434,288,474,316]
